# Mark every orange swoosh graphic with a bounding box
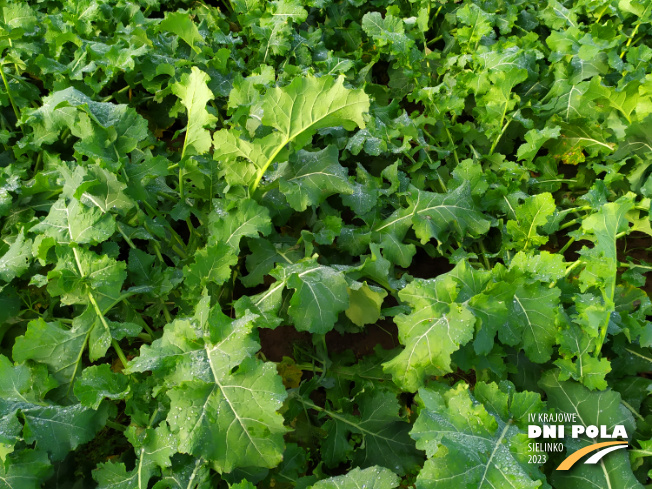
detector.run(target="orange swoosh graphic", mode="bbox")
[556,441,629,470]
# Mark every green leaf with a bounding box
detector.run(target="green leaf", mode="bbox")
[278,145,354,211]
[214,75,369,189]
[153,455,211,489]
[579,195,634,298]
[159,12,204,51]
[0,355,110,461]
[375,183,490,253]
[72,165,135,216]
[0,409,22,462]
[167,361,287,473]
[506,193,556,250]
[554,324,612,390]
[0,229,32,282]
[318,386,423,474]
[508,251,566,283]
[247,0,308,60]
[1,3,37,32]
[0,450,53,489]
[411,382,548,489]
[455,3,494,46]
[124,154,170,204]
[74,364,130,409]
[271,260,349,334]
[93,462,139,489]
[209,199,271,252]
[24,88,148,164]
[548,121,615,161]
[13,318,89,396]
[264,443,317,489]
[241,238,302,287]
[47,247,126,310]
[126,423,176,479]
[183,243,238,290]
[540,0,578,29]
[517,126,561,162]
[22,403,110,461]
[95,423,177,489]
[508,283,561,363]
[574,195,636,356]
[345,282,387,327]
[310,466,399,489]
[384,305,476,391]
[127,248,182,296]
[362,12,413,55]
[630,438,652,472]
[0,356,57,454]
[383,277,476,391]
[171,67,217,157]
[128,299,287,472]
[31,198,115,245]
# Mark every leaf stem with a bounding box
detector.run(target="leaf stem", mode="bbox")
[101,85,130,103]
[88,291,129,368]
[444,126,459,166]
[142,201,188,259]
[72,247,128,369]
[116,222,137,249]
[477,240,491,270]
[564,259,582,277]
[559,217,581,230]
[0,65,20,122]
[292,363,391,382]
[295,395,402,441]
[250,137,290,193]
[624,347,652,363]
[101,292,138,316]
[186,217,200,248]
[549,259,581,288]
[119,230,173,327]
[151,240,166,264]
[594,4,609,23]
[621,400,645,422]
[557,236,575,255]
[558,205,591,217]
[489,114,512,156]
[140,326,154,341]
[106,420,128,432]
[161,301,173,323]
[67,330,91,395]
[619,261,652,270]
[427,35,443,45]
[620,4,650,59]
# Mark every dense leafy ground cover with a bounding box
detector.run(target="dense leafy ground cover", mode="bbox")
[1,0,652,487]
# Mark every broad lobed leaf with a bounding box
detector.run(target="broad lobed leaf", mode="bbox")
[1,0,652,487]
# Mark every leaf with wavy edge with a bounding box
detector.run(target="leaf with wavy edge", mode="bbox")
[128,297,287,472]
[411,381,548,489]
[214,75,369,191]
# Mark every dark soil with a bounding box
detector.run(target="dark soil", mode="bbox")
[259,319,399,362]
[325,319,399,357]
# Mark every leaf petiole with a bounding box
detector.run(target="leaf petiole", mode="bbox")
[106,420,127,432]
[250,138,290,193]
[0,64,20,122]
